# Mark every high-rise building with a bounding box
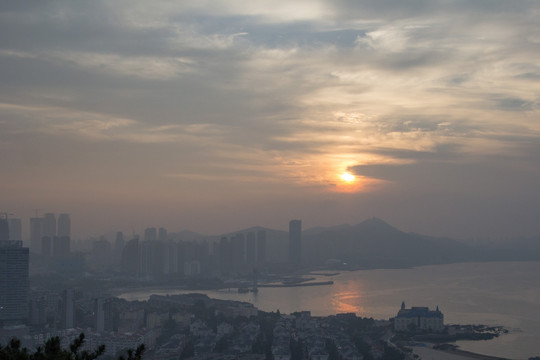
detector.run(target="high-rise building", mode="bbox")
[29,217,42,254]
[41,236,52,257]
[94,298,105,332]
[0,240,29,325]
[231,233,246,272]
[218,237,232,274]
[53,236,70,258]
[8,218,22,241]
[62,289,74,329]
[121,238,139,276]
[0,218,8,241]
[92,237,112,271]
[144,227,157,242]
[289,219,302,266]
[57,214,71,237]
[246,232,256,265]
[158,227,167,242]
[114,232,125,266]
[42,213,57,238]
[256,230,266,265]
[165,241,179,274]
[115,232,124,251]
[139,241,153,277]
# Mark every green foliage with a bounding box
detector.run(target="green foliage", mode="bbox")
[351,336,373,360]
[179,340,194,360]
[156,318,177,346]
[0,338,30,360]
[116,344,145,360]
[289,338,304,360]
[325,339,339,360]
[0,333,144,360]
[381,342,405,360]
[213,336,229,353]
[253,311,277,358]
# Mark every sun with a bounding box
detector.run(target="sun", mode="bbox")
[340,172,355,183]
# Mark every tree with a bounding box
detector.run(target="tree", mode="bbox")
[179,339,194,360]
[0,333,144,360]
[325,339,339,360]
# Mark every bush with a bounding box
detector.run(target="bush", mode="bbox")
[0,333,145,360]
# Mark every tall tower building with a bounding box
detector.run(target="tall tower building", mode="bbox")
[158,227,167,242]
[231,233,246,271]
[289,219,302,266]
[0,218,8,241]
[53,236,70,258]
[256,230,266,265]
[57,214,71,237]
[29,217,43,254]
[94,298,105,333]
[0,240,30,325]
[62,289,74,329]
[8,218,22,241]
[246,232,256,265]
[41,236,52,258]
[121,238,140,276]
[144,227,157,242]
[115,232,124,250]
[42,213,57,238]
[114,231,125,266]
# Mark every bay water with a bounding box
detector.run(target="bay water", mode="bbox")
[119,261,540,360]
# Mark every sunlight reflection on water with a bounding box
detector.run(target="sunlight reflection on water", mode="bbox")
[119,262,540,359]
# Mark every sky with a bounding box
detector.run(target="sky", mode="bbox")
[1,0,539,240]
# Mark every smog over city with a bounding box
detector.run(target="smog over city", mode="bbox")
[1,1,539,360]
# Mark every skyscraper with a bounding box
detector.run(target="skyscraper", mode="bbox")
[256,230,266,265]
[231,233,246,272]
[42,213,57,238]
[114,231,125,266]
[57,213,71,237]
[144,227,157,242]
[8,218,22,241]
[62,289,74,329]
[0,240,29,325]
[53,236,70,258]
[0,218,8,241]
[29,217,42,254]
[41,236,52,257]
[94,298,104,332]
[121,238,140,276]
[158,227,167,242]
[246,232,256,265]
[289,219,302,266]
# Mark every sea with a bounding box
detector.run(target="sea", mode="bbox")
[118,261,540,360]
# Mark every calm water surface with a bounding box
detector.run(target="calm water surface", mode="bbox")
[119,262,540,360]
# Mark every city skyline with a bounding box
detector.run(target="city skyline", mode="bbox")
[1,1,540,239]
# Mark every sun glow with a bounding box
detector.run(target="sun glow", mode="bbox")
[340,172,355,183]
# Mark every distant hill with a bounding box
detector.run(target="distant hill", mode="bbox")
[173,218,538,269]
[302,217,478,268]
[303,223,352,236]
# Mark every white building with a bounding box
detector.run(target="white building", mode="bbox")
[394,302,444,332]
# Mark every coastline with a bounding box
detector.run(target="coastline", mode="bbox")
[112,263,540,359]
[412,346,512,360]
[412,345,513,360]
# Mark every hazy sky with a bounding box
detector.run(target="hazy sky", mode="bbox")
[1,0,539,239]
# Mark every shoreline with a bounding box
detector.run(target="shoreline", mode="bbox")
[412,344,513,360]
[442,347,511,360]
[258,280,334,287]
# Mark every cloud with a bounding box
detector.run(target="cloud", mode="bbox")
[1,0,540,236]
